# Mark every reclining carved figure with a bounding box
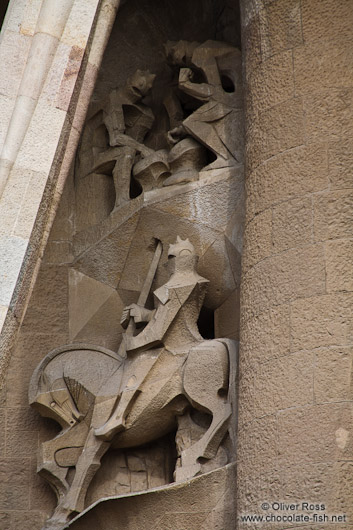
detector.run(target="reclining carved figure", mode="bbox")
[29,237,237,530]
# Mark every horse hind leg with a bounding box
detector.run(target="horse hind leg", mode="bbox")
[176,341,231,482]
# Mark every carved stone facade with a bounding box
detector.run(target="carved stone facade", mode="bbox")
[0,1,353,530]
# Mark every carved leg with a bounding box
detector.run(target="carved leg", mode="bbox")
[175,403,231,482]
[112,146,135,208]
[183,117,235,169]
[45,429,110,529]
[176,340,231,482]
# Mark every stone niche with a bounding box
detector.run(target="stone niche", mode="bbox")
[3,0,243,529]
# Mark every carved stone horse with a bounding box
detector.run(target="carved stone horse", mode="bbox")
[29,337,237,530]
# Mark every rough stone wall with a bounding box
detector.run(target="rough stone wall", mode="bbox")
[238,0,353,527]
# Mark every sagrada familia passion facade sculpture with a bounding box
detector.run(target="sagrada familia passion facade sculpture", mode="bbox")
[0,0,352,528]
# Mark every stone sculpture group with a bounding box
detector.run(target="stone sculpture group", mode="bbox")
[29,39,242,530]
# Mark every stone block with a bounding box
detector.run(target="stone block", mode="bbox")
[325,240,353,293]
[0,482,29,510]
[301,0,353,44]
[254,351,314,416]
[259,0,303,59]
[12,170,48,240]
[16,100,66,175]
[0,512,10,530]
[240,303,290,363]
[5,430,38,459]
[10,511,46,530]
[328,138,353,189]
[0,235,28,307]
[242,208,272,272]
[29,465,56,512]
[0,30,31,98]
[71,61,98,133]
[242,12,262,79]
[314,346,353,403]
[304,88,353,142]
[294,38,353,96]
[237,415,277,472]
[290,292,353,351]
[314,189,353,241]
[279,461,336,507]
[247,97,304,170]
[0,95,15,153]
[246,49,294,113]
[278,403,353,465]
[0,305,7,332]
[237,465,280,530]
[242,244,325,315]
[61,0,99,48]
[0,458,30,485]
[253,141,329,213]
[237,366,255,428]
[41,40,76,108]
[272,196,313,253]
[56,45,85,112]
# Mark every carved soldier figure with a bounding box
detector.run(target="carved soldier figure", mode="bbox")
[167,40,243,170]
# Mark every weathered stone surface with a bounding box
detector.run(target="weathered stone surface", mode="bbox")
[304,88,353,141]
[272,196,313,253]
[278,403,353,464]
[246,50,294,113]
[240,303,290,363]
[247,97,304,170]
[328,138,353,190]
[259,0,303,59]
[301,0,353,44]
[314,346,353,404]
[294,38,353,95]
[253,141,329,213]
[291,292,353,351]
[242,244,326,315]
[254,351,314,416]
[0,236,28,306]
[325,240,353,293]
[0,30,31,98]
[242,208,272,272]
[314,190,353,241]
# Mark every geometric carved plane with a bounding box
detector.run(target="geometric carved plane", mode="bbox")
[69,269,123,348]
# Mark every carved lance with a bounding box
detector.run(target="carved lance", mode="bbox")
[118,239,163,357]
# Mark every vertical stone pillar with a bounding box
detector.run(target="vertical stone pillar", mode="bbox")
[238,0,353,527]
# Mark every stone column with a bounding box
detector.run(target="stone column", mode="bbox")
[238,0,353,527]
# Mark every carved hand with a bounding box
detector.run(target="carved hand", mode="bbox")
[179,67,194,84]
[167,125,186,145]
[120,304,153,328]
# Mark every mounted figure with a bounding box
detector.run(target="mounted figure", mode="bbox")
[29,237,237,530]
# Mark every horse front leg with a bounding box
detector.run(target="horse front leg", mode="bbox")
[44,429,110,530]
[38,438,70,502]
